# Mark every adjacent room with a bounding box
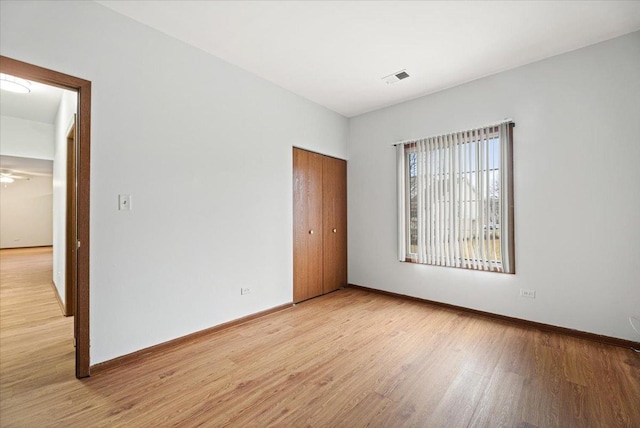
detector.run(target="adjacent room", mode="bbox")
[1,1,639,426]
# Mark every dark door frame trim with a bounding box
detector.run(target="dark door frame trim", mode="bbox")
[0,55,91,378]
[65,116,77,317]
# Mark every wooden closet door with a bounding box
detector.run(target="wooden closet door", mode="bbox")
[293,148,324,302]
[322,156,347,294]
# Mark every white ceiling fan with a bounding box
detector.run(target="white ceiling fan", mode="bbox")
[0,169,32,183]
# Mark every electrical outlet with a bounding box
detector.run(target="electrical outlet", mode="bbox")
[241,287,251,295]
[520,288,536,299]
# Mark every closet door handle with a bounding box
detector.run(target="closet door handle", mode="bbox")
[309,230,314,235]
[332,228,337,233]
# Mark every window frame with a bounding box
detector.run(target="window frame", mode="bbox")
[399,123,515,274]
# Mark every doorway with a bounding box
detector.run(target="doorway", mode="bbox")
[0,56,92,378]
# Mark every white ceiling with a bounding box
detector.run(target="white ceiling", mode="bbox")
[0,79,68,124]
[96,1,640,117]
[0,155,53,176]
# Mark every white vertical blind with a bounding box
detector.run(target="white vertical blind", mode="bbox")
[499,123,514,273]
[397,121,514,273]
[396,144,406,262]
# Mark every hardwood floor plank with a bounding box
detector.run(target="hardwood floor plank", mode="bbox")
[1,248,639,427]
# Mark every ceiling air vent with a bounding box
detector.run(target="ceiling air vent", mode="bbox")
[383,69,410,85]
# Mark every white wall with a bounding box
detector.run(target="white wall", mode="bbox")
[0,115,55,251]
[348,32,640,342]
[0,175,53,248]
[51,91,77,304]
[0,116,54,160]
[1,1,348,364]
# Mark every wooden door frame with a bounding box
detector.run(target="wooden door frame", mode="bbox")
[0,56,91,378]
[65,117,77,317]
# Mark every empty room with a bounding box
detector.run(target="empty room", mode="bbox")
[1,1,639,427]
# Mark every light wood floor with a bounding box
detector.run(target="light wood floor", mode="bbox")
[1,247,639,427]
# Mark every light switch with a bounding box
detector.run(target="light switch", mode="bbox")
[118,194,132,211]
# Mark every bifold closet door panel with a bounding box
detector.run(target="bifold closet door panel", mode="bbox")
[293,148,324,302]
[322,156,347,294]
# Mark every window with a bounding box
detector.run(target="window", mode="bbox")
[396,121,515,273]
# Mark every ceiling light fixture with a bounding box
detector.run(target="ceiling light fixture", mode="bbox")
[0,176,15,183]
[0,73,31,93]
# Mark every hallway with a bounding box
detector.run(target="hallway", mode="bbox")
[0,247,75,418]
